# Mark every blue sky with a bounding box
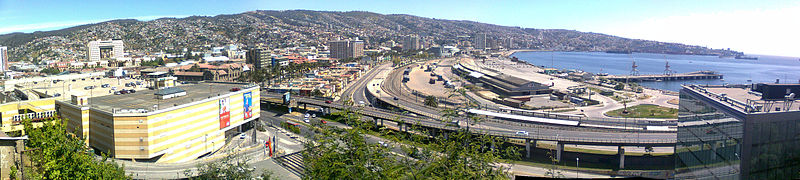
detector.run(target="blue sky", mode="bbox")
[1,0,799,57]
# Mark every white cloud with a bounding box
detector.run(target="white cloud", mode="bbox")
[596,4,800,57]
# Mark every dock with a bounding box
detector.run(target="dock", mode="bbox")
[605,71,723,82]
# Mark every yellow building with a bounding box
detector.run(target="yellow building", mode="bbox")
[58,82,260,163]
[0,98,58,133]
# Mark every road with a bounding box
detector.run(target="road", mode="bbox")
[263,93,678,146]
[380,62,445,118]
[339,63,390,106]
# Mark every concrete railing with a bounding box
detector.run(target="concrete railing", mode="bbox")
[12,110,57,123]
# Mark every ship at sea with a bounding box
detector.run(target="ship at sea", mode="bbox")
[605,50,632,54]
[735,55,758,60]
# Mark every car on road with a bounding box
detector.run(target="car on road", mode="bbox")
[304,117,310,123]
[515,131,529,136]
[447,120,460,127]
[240,133,246,139]
[320,119,327,124]
[325,100,332,104]
[101,84,110,88]
[304,113,310,118]
[358,101,365,106]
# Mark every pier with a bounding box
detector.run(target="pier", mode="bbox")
[605,71,723,82]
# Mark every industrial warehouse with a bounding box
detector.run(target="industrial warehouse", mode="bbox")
[57,79,260,163]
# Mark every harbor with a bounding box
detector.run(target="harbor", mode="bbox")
[512,51,800,91]
[605,71,723,82]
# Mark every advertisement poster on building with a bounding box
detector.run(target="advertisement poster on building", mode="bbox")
[219,98,231,129]
[244,92,253,120]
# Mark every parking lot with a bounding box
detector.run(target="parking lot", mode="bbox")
[28,77,148,99]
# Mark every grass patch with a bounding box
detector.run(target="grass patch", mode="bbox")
[636,94,652,100]
[605,104,677,119]
[608,95,633,103]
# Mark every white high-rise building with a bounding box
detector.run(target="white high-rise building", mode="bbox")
[88,39,124,61]
[0,46,7,73]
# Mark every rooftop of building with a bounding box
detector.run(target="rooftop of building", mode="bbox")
[683,84,800,114]
[87,82,255,114]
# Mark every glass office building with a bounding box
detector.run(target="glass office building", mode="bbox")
[676,84,800,179]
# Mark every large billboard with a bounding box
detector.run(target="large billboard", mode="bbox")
[219,98,231,129]
[243,92,253,120]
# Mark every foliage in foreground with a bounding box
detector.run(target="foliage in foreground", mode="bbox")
[184,153,276,180]
[22,119,128,179]
[302,107,517,180]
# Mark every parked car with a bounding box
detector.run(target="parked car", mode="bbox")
[240,133,246,139]
[515,131,529,136]
[230,87,241,92]
[325,100,332,104]
[101,84,110,88]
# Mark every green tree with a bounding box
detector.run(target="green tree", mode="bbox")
[184,153,276,180]
[39,67,61,75]
[185,49,193,60]
[22,118,128,179]
[310,89,325,97]
[303,99,516,179]
[614,83,625,90]
[424,95,438,107]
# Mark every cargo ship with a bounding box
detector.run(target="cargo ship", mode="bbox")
[605,50,632,54]
[735,55,758,60]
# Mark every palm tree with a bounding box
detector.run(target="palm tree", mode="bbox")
[424,95,438,107]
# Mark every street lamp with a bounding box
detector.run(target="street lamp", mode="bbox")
[576,157,579,178]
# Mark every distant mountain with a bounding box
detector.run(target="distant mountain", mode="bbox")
[0,10,739,62]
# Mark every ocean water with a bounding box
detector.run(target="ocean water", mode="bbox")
[511,51,800,92]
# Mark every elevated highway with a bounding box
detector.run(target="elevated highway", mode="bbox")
[261,92,677,147]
